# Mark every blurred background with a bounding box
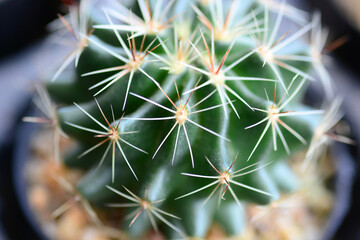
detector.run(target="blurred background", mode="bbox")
[0,0,359,239]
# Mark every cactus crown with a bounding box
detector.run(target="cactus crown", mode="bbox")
[24,0,350,238]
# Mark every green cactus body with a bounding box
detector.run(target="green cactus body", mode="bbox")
[42,0,328,238]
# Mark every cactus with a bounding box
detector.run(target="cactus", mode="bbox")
[25,0,350,238]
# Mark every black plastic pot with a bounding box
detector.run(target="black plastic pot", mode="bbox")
[12,115,49,240]
[0,102,48,240]
[0,1,59,237]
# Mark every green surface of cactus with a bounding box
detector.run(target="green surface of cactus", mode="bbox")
[43,0,328,238]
